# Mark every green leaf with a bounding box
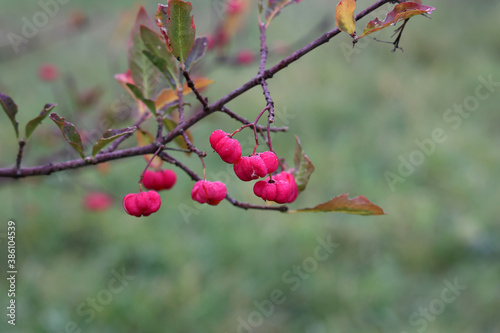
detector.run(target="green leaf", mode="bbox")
[290,193,386,215]
[128,7,161,99]
[0,92,19,138]
[157,1,196,64]
[140,25,178,90]
[92,126,137,157]
[163,116,193,152]
[25,103,56,140]
[335,0,357,36]
[142,50,178,90]
[126,83,157,115]
[184,37,208,70]
[293,136,315,192]
[49,112,85,159]
[358,2,436,38]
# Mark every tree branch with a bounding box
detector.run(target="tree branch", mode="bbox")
[0,0,395,180]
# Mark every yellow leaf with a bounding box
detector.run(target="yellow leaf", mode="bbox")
[135,130,163,169]
[335,0,356,36]
[155,77,214,109]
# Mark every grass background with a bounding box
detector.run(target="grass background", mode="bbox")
[1,0,499,332]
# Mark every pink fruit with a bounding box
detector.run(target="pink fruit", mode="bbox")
[123,191,161,217]
[142,169,177,191]
[191,180,227,206]
[210,130,242,164]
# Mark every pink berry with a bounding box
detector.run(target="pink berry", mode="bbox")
[257,151,279,174]
[227,0,245,15]
[142,169,177,191]
[274,171,298,203]
[233,151,278,181]
[210,130,242,164]
[191,180,227,206]
[38,63,59,82]
[210,130,227,150]
[236,50,255,65]
[253,180,291,204]
[83,192,113,211]
[123,191,161,217]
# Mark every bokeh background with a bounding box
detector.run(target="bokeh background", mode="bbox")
[1,0,499,332]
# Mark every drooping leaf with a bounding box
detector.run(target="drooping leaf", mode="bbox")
[184,37,208,70]
[359,2,435,38]
[126,83,157,115]
[291,193,386,215]
[92,126,137,157]
[335,0,357,36]
[140,26,178,90]
[156,1,196,64]
[128,7,161,99]
[49,113,85,159]
[0,92,19,138]
[163,116,193,153]
[25,103,56,140]
[293,136,315,192]
[135,130,163,168]
[265,0,302,24]
[155,77,214,110]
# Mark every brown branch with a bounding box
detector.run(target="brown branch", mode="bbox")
[0,0,396,181]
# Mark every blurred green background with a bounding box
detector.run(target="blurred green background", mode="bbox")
[1,0,499,332]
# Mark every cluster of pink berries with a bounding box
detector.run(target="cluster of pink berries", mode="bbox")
[207,129,298,204]
[122,168,177,217]
[122,129,298,217]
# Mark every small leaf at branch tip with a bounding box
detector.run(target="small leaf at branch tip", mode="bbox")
[25,103,57,140]
[49,112,86,159]
[92,127,137,157]
[0,91,19,138]
[335,0,357,36]
[359,2,436,39]
[290,193,386,216]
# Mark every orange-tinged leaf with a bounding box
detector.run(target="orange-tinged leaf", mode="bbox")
[135,130,163,168]
[335,0,357,36]
[359,2,435,38]
[155,77,214,109]
[291,193,385,215]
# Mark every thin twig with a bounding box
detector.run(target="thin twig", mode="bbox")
[0,0,396,180]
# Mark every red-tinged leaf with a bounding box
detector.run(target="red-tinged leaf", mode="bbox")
[135,130,163,168]
[157,1,196,64]
[92,126,137,157]
[293,136,315,192]
[335,0,357,36]
[290,193,386,215]
[129,7,161,99]
[0,92,19,138]
[25,103,57,140]
[155,77,214,110]
[49,112,85,159]
[184,37,208,70]
[359,2,435,38]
